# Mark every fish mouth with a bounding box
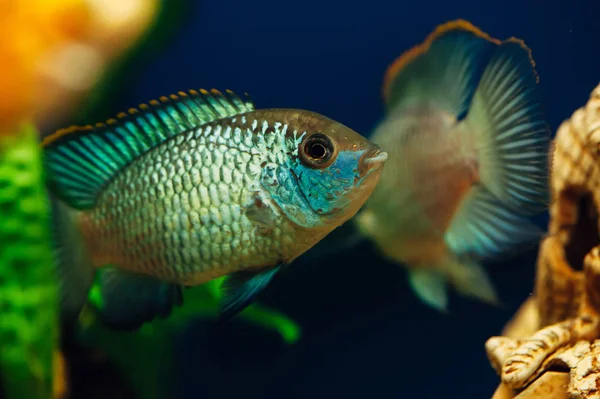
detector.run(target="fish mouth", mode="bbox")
[358,147,388,177]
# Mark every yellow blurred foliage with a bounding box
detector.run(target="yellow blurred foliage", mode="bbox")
[0,0,158,135]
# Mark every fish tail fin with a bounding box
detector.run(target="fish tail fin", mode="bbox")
[464,37,551,214]
[50,196,96,325]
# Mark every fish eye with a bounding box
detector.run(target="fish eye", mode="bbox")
[300,133,337,168]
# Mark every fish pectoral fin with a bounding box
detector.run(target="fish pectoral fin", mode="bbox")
[407,269,449,312]
[95,268,183,331]
[218,265,282,322]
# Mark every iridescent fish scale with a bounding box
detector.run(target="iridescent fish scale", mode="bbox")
[79,117,297,284]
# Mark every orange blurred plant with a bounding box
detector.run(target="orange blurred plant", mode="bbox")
[0,0,158,134]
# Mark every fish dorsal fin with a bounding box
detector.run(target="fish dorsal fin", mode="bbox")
[43,89,255,209]
[382,19,498,119]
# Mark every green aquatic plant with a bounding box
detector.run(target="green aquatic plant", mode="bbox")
[0,124,58,399]
[76,277,301,399]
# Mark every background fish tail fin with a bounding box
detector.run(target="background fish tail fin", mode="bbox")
[51,196,95,324]
[465,38,551,214]
[382,19,496,116]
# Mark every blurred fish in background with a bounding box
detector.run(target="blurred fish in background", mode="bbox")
[306,19,551,313]
[354,20,551,311]
[0,1,310,399]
